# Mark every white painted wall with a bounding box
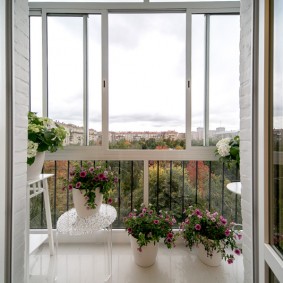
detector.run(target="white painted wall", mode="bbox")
[240,0,254,282]
[0,0,7,281]
[12,0,29,282]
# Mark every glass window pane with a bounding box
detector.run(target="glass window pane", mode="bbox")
[88,15,102,146]
[109,13,186,150]
[272,0,283,257]
[47,16,84,145]
[191,14,205,146]
[209,15,240,145]
[30,16,42,115]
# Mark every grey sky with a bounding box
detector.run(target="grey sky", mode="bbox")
[30,12,241,133]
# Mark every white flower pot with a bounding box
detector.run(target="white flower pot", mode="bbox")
[72,188,102,218]
[27,152,45,181]
[196,243,222,267]
[130,236,158,267]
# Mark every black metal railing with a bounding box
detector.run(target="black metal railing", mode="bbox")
[29,160,241,229]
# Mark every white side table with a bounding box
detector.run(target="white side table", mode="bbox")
[226,181,242,195]
[27,174,55,255]
[56,204,117,282]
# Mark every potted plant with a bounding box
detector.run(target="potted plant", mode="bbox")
[180,206,242,266]
[67,162,118,218]
[27,111,67,180]
[124,204,178,267]
[215,135,240,169]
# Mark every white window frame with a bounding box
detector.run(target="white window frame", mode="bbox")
[258,0,283,282]
[29,2,240,206]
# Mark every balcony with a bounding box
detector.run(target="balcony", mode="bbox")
[29,159,243,283]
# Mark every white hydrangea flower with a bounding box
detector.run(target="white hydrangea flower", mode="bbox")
[27,140,39,158]
[216,138,231,157]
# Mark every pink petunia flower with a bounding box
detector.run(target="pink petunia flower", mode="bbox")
[76,182,81,188]
[80,171,87,178]
[154,220,159,225]
[167,232,174,239]
[68,184,73,190]
[227,258,233,264]
[195,224,201,231]
[89,167,94,172]
[195,209,202,216]
[220,215,227,225]
[234,249,241,256]
[225,229,231,237]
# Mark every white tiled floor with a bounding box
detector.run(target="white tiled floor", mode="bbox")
[29,243,244,283]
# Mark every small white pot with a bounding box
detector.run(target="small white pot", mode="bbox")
[72,188,102,218]
[27,152,45,181]
[130,236,159,267]
[196,243,222,267]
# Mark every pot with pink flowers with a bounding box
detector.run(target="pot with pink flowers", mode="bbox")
[180,206,242,267]
[124,204,178,267]
[66,162,118,218]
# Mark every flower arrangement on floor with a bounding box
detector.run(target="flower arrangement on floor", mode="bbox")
[180,206,242,264]
[124,204,178,251]
[215,135,240,169]
[27,111,68,165]
[67,162,119,209]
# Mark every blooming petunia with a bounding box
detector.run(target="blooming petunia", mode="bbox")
[76,182,81,188]
[227,258,233,264]
[80,171,87,178]
[154,220,159,225]
[234,249,241,256]
[225,229,231,237]
[220,215,227,225]
[195,224,201,231]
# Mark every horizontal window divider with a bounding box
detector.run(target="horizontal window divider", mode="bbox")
[45,147,218,161]
[29,2,240,14]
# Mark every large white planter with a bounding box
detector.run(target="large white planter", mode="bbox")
[72,188,102,218]
[130,236,159,267]
[196,243,222,267]
[27,152,45,181]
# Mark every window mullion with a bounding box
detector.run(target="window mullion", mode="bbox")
[83,15,89,145]
[204,14,210,146]
[42,9,48,117]
[186,9,192,150]
[101,10,109,150]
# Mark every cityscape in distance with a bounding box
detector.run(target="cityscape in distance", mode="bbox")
[58,122,240,147]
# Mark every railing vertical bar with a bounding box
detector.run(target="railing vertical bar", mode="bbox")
[208,161,212,211]
[53,161,57,228]
[130,161,134,211]
[195,161,198,204]
[157,161,160,211]
[221,162,225,215]
[182,161,185,217]
[118,161,121,225]
[169,161,172,210]
[67,161,70,211]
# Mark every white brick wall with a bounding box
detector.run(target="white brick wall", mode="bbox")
[240,0,254,282]
[12,0,29,282]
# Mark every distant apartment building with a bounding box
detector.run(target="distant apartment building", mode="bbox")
[60,123,239,146]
